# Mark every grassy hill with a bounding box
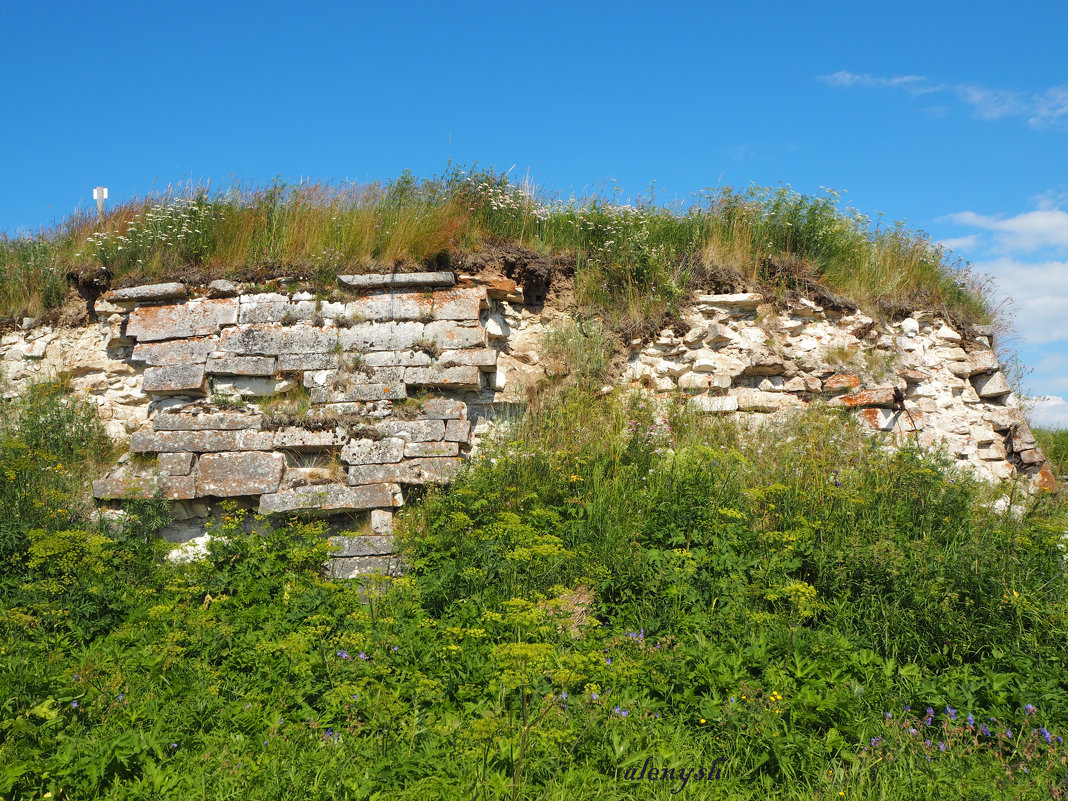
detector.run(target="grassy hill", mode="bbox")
[2,173,1065,799]
[1,378,1067,799]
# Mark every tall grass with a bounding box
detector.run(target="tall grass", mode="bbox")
[3,169,989,327]
[3,384,1067,798]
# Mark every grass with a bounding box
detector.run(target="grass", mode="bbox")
[2,169,991,330]
[1034,427,1068,479]
[2,382,1067,799]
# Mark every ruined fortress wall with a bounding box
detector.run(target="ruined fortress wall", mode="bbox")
[0,272,1054,574]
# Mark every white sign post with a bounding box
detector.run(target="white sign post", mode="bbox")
[93,186,108,217]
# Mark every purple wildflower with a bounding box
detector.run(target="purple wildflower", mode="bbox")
[924,707,934,726]
[945,707,957,721]
[981,724,990,737]
[938,742,946,752]
[1024,704,1037,716]
[70,701,78,709]
[336,650,350,660]
[967,713,974,729]
[1041,728,1052,743]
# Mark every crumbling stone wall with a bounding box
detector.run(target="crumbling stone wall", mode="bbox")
[623,293,1055,490]
[0,274,1055,576]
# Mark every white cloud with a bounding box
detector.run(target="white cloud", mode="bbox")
[1030,395,1068,429]
[971,257,1068,344]
[820,72,1068,129]
[942,208,1068,254]
[938,235,979,252]
[819,71,929,90]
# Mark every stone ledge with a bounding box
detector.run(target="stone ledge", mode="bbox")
[338,271,456,291]
[259,482,400,513]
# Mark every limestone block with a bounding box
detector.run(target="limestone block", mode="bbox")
[972,371,1011,398]
[899,318,920,337]
[127,299,238,342]
[348,457,462,486]
[694,293,763,311]
[678,373,710,393]
[328,555,399,578]
[158,452,195,476]
[423,320,488,350]
[978,440,1007,461]
[341,437,405,465]
[858,407,896,431]
[339,321,426,351]
[404,441,460,458]
[238,299,317,324]
[437,348,498,369]
[260,482,399,513]
[946,361,973,377]
[142,365,207,396]
[212,376,294,397]
[828,387,896,409]
[362,350,432,368]
[131,429,275,453]
[375,419,446,442]
[132,336,219,365]
[153,410,263,431]
[682,325,706,346]
[924,347,968,368]
[705,374,732,393]
[478,276,525,302]
[348,287,484,322]
[102,282,187,304]
[822,373,861,394]
[404,365,482,390]
[329,535,395,557]
[485,315,510,339]
[371,509,394,536]
[960,384,981,404]
[1017,448,1044,466]
[206,356,277,375]
[277,353,340,371]
[309,383,406,403]
[688,394,739,413]
[935,324,961,341]
[207,279,239,298]
[444,419,472,443]
[93,471,196,501]
[654,359,688,378]
[757,376,786,392]
[968,351,998,375]
[337,271,456,290]
[1011,425,1038,453]
[743,354,786,376]
[24,336,54,359]
[272,428,347,450]
[735,388,793,412]
[419,398,466,419]
[220,324,339,355]
[791,298,824,318]
[196,451,286,496]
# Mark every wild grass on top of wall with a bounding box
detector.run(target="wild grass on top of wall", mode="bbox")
[2,169,990,329]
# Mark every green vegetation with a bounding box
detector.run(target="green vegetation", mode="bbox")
[2,382,1067,799]
[1035,427,1068,479]
[2,170,988,328]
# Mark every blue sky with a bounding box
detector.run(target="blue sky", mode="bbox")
[2,1,1066,422]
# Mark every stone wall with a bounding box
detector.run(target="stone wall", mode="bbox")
[622,293,1055,490]
[0,273,1055,575]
